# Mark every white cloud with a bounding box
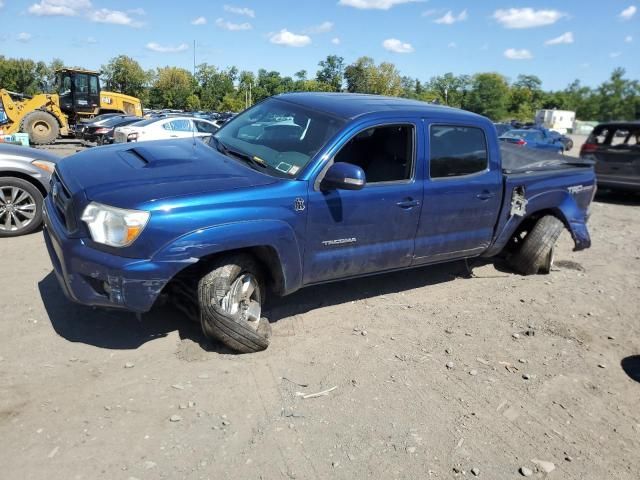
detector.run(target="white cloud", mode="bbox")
[545,31,574,46]
[28,0,91,17]
[191,16,207,25]
[619,6,636,20]
[127,8,145,16]
[269,29,311,47]
[625,35,633,43]
[448,42,457,48]
[421,9,437,17]
[146,42,189,53]
[89,8,142,27]
[382,38,414,53]
[223,5,255,18]
[434,9,468,25]
[331,37,341,45]
[17,32,32,42]
[215,18,252,31]
[305,21,334,34]
[338,0,422,10]
[86,36,97,44]
[504,48,533,60]
[494,8,565,29]
[0,1,4,8]
[610,51,622,58]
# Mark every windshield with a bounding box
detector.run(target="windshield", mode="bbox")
[214,98,345,177]
[502,130,540,141]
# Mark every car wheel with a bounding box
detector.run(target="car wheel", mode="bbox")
[508,215,564,275]
[198,254,271,353]
[0,177,44,237]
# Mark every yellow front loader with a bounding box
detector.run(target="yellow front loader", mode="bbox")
[0,68,142,145]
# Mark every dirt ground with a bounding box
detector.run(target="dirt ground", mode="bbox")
[1,138,639,480]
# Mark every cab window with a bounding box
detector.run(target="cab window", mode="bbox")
[430,125,488,178]
[334,125,414,183]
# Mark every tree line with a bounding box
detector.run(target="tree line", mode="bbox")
[1,54,639,122]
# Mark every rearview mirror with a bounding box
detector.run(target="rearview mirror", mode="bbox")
[320,162,366,191]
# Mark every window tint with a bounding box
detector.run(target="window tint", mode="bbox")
[89,76,99,95]
[430,125,488,178]
[195,120,218,134]
[334,125,414,183]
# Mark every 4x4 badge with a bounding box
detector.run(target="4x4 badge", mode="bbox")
[294,198,305,212]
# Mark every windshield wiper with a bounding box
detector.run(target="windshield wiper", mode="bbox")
[211,137,267,171]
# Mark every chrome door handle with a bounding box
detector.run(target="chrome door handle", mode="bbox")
[396,198,420,209]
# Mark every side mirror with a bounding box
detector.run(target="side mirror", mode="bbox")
[320,162,366,191]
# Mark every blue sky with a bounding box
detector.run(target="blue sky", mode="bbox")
[1,0,638,90]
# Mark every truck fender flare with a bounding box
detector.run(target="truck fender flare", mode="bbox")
[489,189,590,255]
[152,220,303,295]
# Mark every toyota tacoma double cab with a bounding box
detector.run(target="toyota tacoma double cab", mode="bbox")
[43,93,595,353]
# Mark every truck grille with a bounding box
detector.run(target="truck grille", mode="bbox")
[51,171,78,233]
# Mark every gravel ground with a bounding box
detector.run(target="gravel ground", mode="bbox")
[1,137,639,480]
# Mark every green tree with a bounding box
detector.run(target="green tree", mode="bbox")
[465,73,510,120]
[196,64,237,110]
[344,57,402,96]
[148,67,197,109]
[316,55,344,91]
[101,55,150,100]
[596,68,639,121]
[427,73,471,108]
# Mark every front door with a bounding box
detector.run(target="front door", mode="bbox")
[303,122,423,284]
[413,123,502,263]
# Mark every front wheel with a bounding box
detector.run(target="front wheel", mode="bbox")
[0,177,43,237]
[198,254,272,353]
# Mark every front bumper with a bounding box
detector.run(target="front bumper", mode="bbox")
[43,197,182,313]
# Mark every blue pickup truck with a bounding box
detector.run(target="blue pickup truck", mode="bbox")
[43,93,595,353]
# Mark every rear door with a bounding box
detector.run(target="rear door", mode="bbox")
[160,119,194,140]
[413,122,502,263]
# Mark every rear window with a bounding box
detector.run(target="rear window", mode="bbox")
[589,126,640,146]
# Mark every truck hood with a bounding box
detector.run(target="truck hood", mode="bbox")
[56,139,279,207]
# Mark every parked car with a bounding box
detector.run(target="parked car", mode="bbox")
[43,93,595,354]
[82,115,140,145]
[499,129,564,153]
[74,113,124,137]
[519,125,574,151]
[0,143,61,237]
[580,121,640,191]
[113,116,219,143]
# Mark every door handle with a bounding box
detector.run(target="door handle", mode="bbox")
[396,198,420,209]
[476,191,496,200]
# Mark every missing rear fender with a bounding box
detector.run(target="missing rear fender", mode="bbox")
[510,186,528,217]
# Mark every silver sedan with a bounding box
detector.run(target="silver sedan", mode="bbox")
[0,143,61,237]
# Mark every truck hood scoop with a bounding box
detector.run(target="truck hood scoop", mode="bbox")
[56,139,278,207]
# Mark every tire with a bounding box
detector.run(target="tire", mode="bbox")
[198,254,271,353]
[509,215,564,275]
[0,177,44,237]
[21,110,60,145]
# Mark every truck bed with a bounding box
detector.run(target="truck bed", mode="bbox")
[500,143,594,174]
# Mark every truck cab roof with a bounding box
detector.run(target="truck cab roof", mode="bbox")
[274,92,487,123]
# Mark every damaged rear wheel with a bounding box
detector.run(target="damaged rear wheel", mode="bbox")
[508,215,564,275]
[198,254,271,353]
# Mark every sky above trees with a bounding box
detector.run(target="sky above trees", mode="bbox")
[1,0,638,90]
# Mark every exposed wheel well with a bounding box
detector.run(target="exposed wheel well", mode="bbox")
[506,209,568,254]
[158,246,287,319]
[0,171,47,198]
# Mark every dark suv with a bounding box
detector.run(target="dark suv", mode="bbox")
[581,122,640,191]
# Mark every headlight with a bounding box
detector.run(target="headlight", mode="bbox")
[32,160,56,173]
[81,202,150,247]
